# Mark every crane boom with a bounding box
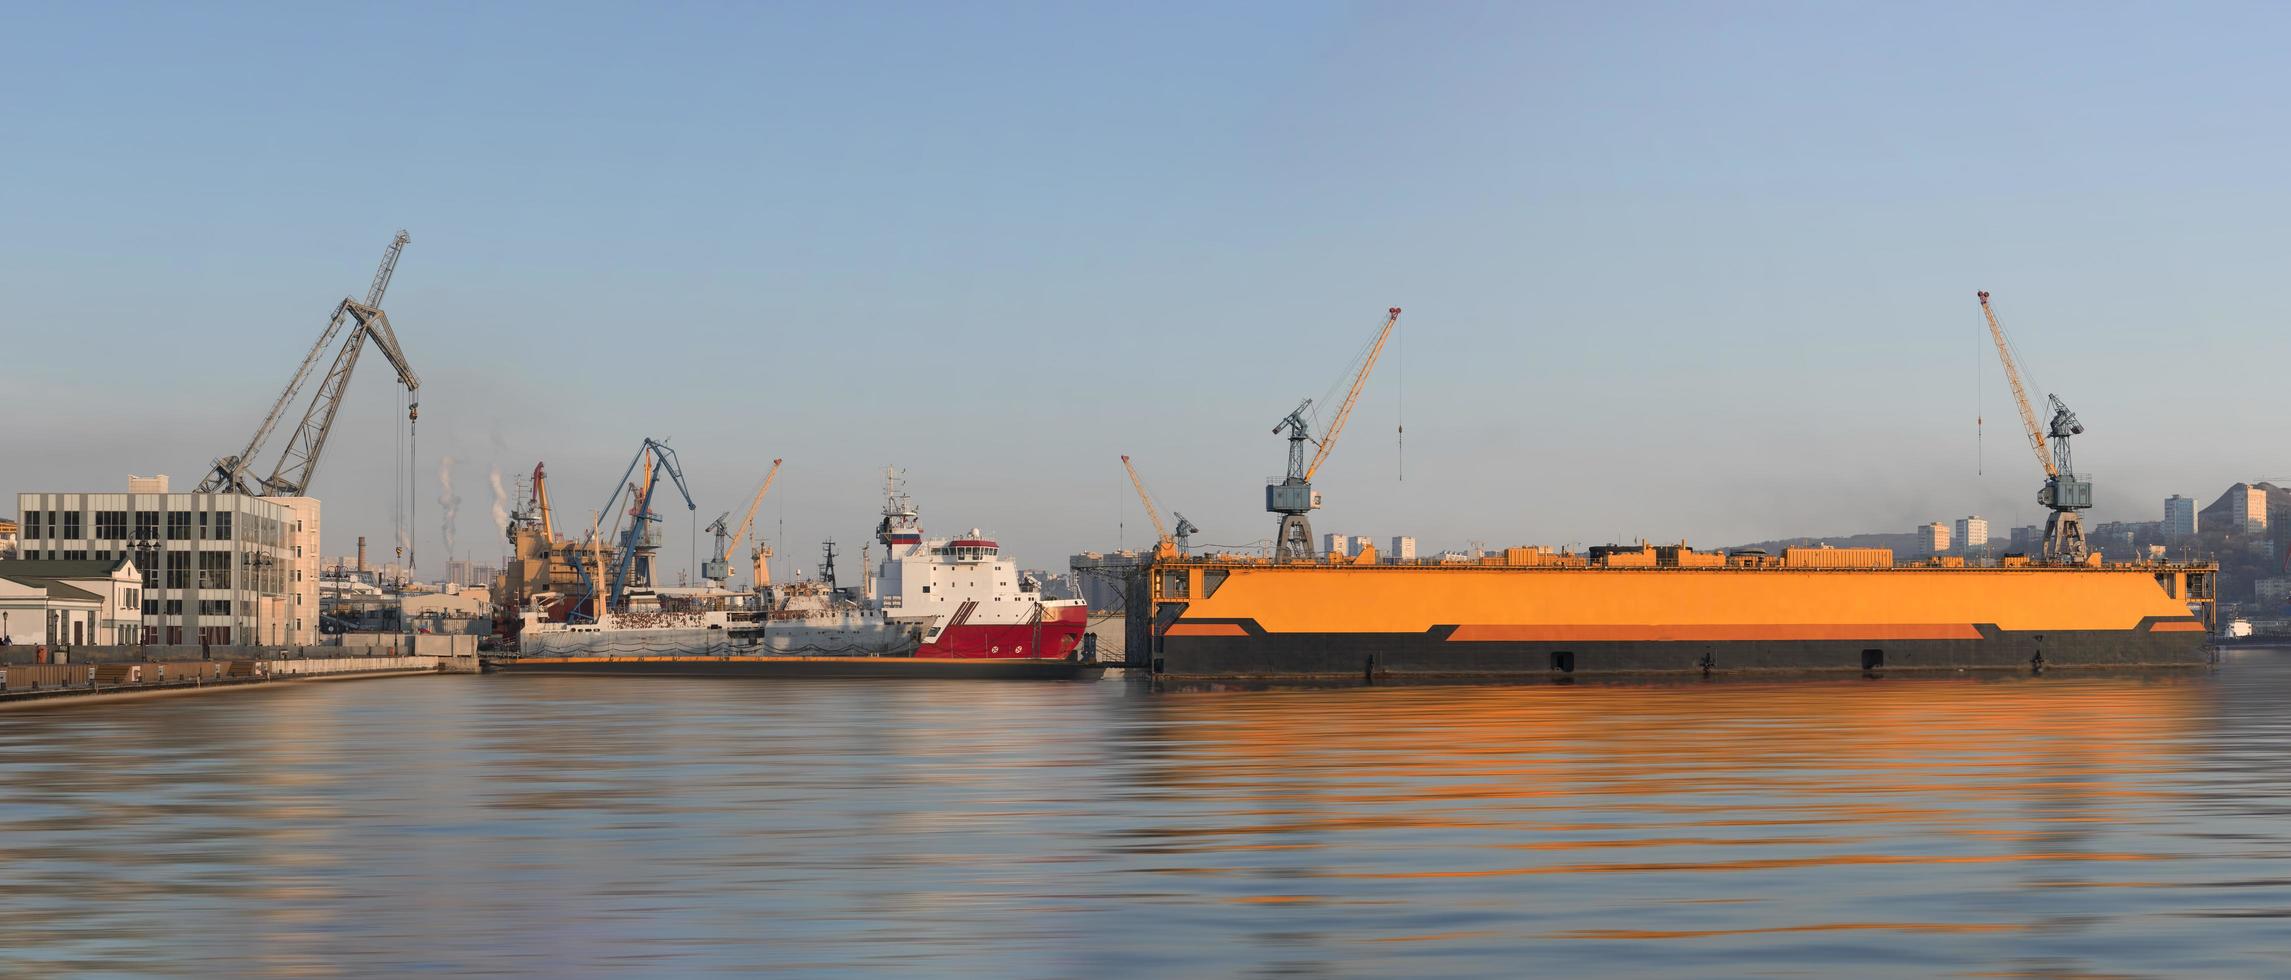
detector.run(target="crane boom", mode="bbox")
[1121,455,1174,554]
[1978,291,2055,480]
[1306,307,1403,481]
[200,231,414,495]
[727,459,783,563]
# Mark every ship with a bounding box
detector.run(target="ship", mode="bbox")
[491,473,1091,676]
[1134,543,2218,680]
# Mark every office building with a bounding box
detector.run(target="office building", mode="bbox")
[1917,522,1951,555]
[1389,536,1417,563]
[16,476,319,645]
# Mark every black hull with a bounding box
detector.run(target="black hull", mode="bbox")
[482,655,1103,681]
[1153,626,2213,680]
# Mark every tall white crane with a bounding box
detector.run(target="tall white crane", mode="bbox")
[200,231,421,496]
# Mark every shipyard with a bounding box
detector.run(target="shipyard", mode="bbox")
[8,5,2291,976]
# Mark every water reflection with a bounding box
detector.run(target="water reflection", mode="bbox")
[0,652,2286,975]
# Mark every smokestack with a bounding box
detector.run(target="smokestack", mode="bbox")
[358,536,367,573]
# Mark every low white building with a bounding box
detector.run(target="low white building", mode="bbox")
[0,557,143,647]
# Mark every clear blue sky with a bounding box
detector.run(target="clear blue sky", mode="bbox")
[5,2,2287,575]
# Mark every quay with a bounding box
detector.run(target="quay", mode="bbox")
[0,636,479,707]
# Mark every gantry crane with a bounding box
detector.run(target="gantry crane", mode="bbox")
[201,231,421,496]
[1267,307,1402,561]
[580,438,695,615]
[703,458,783,588]
[1122,455,1197,557]
[1978,291,2091,562]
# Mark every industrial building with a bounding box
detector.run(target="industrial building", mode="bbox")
[2164,495,2199,537]
[1917,522,1951,555]
[1954,516,1989,550]
[15,477,318,645]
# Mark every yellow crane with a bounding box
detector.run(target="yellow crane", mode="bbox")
[1122,455,1198,557]
[1978,291,2090,562]
[1269,307,1402,561]
[703,459,783,588]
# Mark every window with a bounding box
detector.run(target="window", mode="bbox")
[198,599,233,616]
[21,511,38,540]
[166,552,191,589]
[62,550,86,561]
[198,552,229,589]
[62,511,81,539]
[211,512,232,541]
[95,511,127,539]
[142,599,158,616]
[141,562,159,589]
[134,511,158,540]
[163,599,183,616]
[167,512,192,540]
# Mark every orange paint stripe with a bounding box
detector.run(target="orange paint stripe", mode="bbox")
[1447,623,1984,642]
[1164,622,1250,637]
[2148,620,2207,633]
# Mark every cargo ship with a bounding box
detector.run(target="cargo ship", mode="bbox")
[1134,544,2218,680]
[491,475,1091,677]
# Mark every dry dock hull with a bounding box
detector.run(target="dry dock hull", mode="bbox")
[1145,562,2217,680]
[1153,621,2211,679]
[483,655,1102,680]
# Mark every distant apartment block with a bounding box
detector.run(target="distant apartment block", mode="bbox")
[1954,516,1989,550]
[1916,521,1951,554]
[1323,533,1349,558]
[1350,535,1373,558]
[2009,525,2042,554]
[2254,576,2291,608]
[2235,485,2268,535]
[2163,495,2198,537]
[1389,536,1417,563]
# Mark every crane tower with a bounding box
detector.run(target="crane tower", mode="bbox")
[1978,291,2091,562]
[1268,307,1401,562]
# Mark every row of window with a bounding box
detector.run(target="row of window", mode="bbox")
[19,509,292,544]
[138,599,259,616]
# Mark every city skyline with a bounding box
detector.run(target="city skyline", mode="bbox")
[6,4,2289,575]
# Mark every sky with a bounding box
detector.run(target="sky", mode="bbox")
[4,2,2288,578]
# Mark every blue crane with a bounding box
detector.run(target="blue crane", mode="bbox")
[581,437,695,616]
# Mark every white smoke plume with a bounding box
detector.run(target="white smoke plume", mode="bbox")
[438,455,462,561]
[489,465,511,536]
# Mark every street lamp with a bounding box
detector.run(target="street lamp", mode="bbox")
[129,529,160,646]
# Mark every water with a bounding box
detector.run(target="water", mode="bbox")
[5,651,2291,977]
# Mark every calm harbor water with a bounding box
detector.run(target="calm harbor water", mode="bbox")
[4,651,2290,977]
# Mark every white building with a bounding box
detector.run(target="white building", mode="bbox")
[2163,495,2198,537]
[1916,522,1951,554]
[1954,516,1989,550]
[0,557,143,647]
[16,477,319,645]
[1389,536,1418,563]
[1350,535,1373,558]
[1323,533,1349,559]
